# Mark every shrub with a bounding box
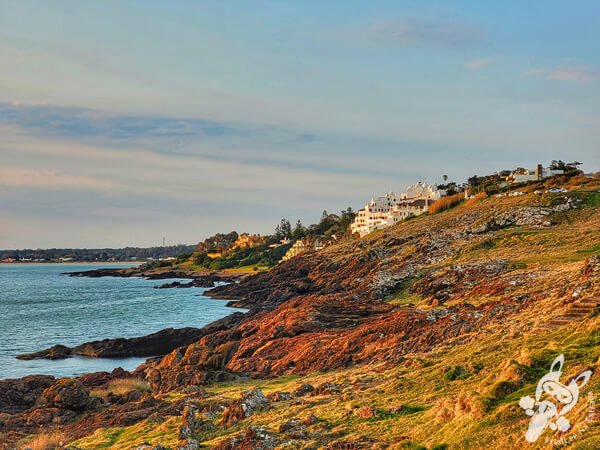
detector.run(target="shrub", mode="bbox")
[444,365,471,381]
[429,193,464,214]
[465,192,487,207]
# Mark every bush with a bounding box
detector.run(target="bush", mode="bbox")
[429,193,464,214]
[465,192,487,207]
[444,365,471,381]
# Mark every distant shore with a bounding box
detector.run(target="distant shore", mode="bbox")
[0,261,144,265]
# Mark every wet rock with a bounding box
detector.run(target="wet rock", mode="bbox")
[18,327,208,360]
[41,378,91,411]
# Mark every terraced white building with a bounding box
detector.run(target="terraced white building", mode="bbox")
[350,182,441,237]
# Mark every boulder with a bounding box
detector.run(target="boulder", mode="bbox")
[293,383,315,397]
[314,382,340,396]
[266,391,291,402]
[279,418,303,433]
[220,389,269,427]
[355,406,378,418]
[41,378,91,411]
[214,426,278,450]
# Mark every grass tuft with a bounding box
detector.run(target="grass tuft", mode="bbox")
[25,432,66,450]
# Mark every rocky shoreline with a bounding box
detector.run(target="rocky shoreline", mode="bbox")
[64,266,244,285]
[2,188,599,448]
[17,267,249,361]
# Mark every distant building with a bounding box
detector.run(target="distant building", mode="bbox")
[230,233,266,251]
[508,164,564,184]
[280,236,334,262]
[280,240,309,262]
[350,182,441,237]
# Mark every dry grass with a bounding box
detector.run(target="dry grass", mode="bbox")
[429,192,465,214]
[25,432,66,450]
[465,192,487,207]
[90,378,151,397]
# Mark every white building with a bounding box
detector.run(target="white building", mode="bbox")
[350,182,441,237]
[508,164,564,184]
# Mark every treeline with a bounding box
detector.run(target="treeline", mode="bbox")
[273,208,357,240]
[193,242,292,270]
[0,245,196,262]
[190,207,358,270]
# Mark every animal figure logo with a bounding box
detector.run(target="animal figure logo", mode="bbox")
[519,354,592,442]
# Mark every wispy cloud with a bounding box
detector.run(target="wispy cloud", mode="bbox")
[524,65,599,84]
[0,166,113,190]
[0,103,245,141]
[465,58,492,70]
[338,19,486,49]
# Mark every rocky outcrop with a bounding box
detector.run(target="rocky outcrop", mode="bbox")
[145,203,554,393]
[64,267,242,285]
[41,378,91,411]
[19,312,245,361]
[78,367,131,388]
[4,190,595,448]
[220,389,270,427]
[214,426,278,450]
[18,327,209,360]
[0,375,55,413]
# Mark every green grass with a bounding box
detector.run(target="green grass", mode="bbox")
[69,417,180,449]
[385,277,425,307]
[583,191,600,208]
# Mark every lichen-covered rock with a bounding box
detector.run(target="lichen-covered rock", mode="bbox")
[41,378,90,411]
[266,391,291,402]
[220,389,269,427]
[314,382,340,396]
[214,426,278,450]
[294,383,315,397]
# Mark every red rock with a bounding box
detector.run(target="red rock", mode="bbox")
[41,378,90,411]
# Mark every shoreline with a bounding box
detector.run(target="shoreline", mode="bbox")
[0,261,144,265]
[7,264,249,375]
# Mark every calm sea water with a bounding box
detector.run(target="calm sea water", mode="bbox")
[0,263,244,379]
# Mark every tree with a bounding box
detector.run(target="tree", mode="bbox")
[320,210,329,222]
[339,207,356,230]
[274,224,282,240]
[280,218,292,239]
[292,220,306,240]
[443,174,448,183]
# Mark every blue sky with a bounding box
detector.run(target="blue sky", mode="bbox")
[1,1,599,248]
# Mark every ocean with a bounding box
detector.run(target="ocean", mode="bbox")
[0,263,244,379]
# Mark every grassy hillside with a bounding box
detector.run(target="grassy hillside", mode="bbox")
[20,177,600,449]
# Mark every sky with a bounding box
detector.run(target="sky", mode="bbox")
[1,0,599,249]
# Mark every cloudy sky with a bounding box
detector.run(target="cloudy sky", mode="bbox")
[1,1,599,249]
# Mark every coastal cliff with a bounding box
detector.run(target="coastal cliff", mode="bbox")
[2,181,600,449]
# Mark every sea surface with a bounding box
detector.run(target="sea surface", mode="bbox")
[0,263,244,379]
